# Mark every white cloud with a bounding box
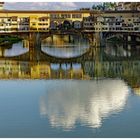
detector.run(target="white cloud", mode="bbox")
[60,2,77,8]
[4,2,96,10]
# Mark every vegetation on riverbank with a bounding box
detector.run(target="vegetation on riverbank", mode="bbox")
[107,36,140,45]
[0,35,22,46]
[107,36,124,44]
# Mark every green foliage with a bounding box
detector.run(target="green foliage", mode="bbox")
[0,35,22,46]
[107,36,123,43]
[92,2,117,10]
[92,4,104,10]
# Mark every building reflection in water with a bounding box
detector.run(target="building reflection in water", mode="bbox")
[0,60,85,79]
[40,80,129,130]
[0,59,140,85]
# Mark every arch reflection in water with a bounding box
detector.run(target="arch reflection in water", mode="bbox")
[42,47,89,58]
[104,42,140,58]
[41,34,90,58]
[40,79,129,130]
[4,41,29,57]
[50,63,82,71]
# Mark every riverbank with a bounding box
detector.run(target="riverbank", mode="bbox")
[0,36,22,47]
[107,36,140,44]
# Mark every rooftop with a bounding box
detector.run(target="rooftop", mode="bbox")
[0,9,139,14]
[0,10,91,13]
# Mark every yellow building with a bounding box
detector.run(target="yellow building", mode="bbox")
[31,62,51,79]
[0,10,90,32]
[0,6,139,33]
[0,11,51,32]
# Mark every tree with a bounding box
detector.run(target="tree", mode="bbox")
[92,4,104,10]
[103,2,117,10]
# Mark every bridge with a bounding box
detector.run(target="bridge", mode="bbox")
[0,32,94,62]
[0,31,140,63]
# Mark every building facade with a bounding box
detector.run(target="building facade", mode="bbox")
[90,11,140,32]
[0,10,90,32]
[116,2,140,11]
[0,6,140,33]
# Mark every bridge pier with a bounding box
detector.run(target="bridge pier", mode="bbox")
[96,32,104,46]
[90,32,103,47]
[0,47,5,57]
[29,32,41,61]
[68,35,72,43]
[70,63,73,79]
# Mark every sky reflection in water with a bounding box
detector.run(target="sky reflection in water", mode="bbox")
[40,80,129,130]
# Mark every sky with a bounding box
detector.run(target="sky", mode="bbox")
[4,2,100,10]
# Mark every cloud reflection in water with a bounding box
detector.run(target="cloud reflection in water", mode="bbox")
[40,79,129,130]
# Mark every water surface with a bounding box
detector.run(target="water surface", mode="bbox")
[41,34,90,58]
[0,79,139,137]
[0,34,140,137]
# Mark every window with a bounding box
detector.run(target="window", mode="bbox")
[116,22,120,25]
[72,14,81,18]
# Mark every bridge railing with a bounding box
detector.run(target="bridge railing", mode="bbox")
[0,29,140,34]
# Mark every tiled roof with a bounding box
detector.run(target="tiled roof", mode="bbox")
[0,10,90,13]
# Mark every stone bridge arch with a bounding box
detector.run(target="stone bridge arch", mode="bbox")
[72,20,82,29]
[103,32,140,42]
[61,20,72,30]
[50,21,60,30]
